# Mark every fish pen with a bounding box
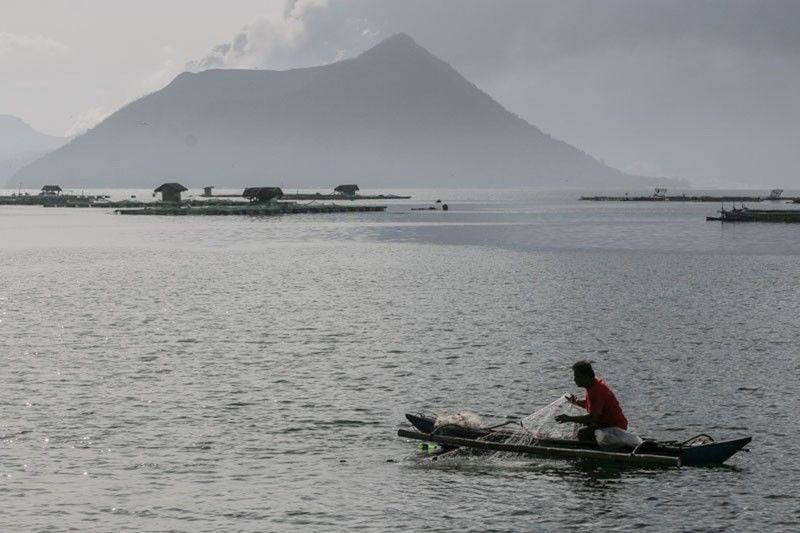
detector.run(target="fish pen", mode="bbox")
[115,202,386,216]
[582,188,793,203]
[707,206,800,222]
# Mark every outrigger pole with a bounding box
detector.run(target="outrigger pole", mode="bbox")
[398,429,681,466]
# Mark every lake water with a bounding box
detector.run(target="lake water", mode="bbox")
[1,188,798,531]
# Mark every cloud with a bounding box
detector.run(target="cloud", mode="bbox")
[0,32,73,77]
[0,32,71,55]
[186,0,328,71]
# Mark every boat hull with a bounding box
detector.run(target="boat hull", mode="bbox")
[679,437,751,466]
[402,413,750,466]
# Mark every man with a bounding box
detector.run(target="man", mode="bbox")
[555,360,628,441]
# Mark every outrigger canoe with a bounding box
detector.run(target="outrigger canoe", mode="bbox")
[400,413,751,467]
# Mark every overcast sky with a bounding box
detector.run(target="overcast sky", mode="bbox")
[3,0,799,186]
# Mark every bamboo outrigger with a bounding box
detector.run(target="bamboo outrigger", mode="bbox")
[399,429,684,466]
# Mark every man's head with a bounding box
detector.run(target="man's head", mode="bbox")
[572,360,596,388]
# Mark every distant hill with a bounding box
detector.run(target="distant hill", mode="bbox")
[0,115,65,186]
[12,34,682,188]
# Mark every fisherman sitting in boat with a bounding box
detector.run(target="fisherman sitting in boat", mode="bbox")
[555,360,629,441]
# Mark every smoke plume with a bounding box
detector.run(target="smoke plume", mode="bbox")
[185,0,377,72]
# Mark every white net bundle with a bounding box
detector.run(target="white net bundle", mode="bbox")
[434,411,483,430]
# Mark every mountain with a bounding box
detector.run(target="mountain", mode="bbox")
[12,34,681,188]
[1,115,65,186]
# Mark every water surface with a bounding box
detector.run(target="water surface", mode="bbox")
[1,189,797,531]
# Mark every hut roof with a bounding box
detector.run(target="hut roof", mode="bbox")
[41,185,62,192]
[243,187,284,202]
[334,184,360,195]
[154,182,188,193]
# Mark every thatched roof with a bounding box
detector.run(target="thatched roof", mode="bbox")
[334,184,360,195]
[243,187,284,203]
[154,182,188,193]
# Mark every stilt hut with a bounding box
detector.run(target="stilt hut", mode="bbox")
[243,187,284,203]
[154,182,188,203]
[40,185,62,196]
[334,184,360,196]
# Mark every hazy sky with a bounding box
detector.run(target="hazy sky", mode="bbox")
[3,0,799,186]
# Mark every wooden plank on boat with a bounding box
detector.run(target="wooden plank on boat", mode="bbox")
[397,429,681,466]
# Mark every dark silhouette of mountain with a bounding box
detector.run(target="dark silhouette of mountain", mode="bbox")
[12,34,681,188]
[1,115,65,185]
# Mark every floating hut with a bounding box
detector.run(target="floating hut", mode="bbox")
[154,182,188,203]
[243,187,284,203]
[40,185,62,196]
[334,184,360,196]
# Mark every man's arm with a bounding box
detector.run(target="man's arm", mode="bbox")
[558,390,605,425]
[566,394,587,409]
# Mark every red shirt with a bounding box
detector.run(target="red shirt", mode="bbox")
[576,378,628,430]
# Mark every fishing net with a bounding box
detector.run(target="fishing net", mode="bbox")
[516,395,584,440]
[446,395,585,462]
